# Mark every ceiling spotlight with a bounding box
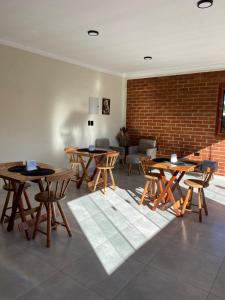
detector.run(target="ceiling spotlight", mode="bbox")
[197,0,213,8]
[144,56,152,60]
[87,30,99,36]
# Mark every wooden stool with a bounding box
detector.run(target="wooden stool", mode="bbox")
[64,147,81,183]
[0,161,33,224]
[0,181,32,224]
[182,168,214,222]
[93,151,119,194]
[33,170,73,248]
[139,156,164,205]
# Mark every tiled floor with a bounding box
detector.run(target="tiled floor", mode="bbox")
[0,167,225,300]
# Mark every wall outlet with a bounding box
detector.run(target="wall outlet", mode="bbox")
[88,120,94,126]
[194,152,200,156]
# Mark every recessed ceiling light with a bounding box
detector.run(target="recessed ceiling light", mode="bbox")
[87,30,99,36]
[144,56,152,60]
[197,0,213,9]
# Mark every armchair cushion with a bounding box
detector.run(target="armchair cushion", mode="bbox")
[95,138,110,149]
[128,145,139,155]
[126,154,141,165]
[138,139,156,154]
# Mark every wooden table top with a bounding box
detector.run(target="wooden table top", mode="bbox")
[147,160,197,172]
[0,162,68,183]
[73,148,108,158]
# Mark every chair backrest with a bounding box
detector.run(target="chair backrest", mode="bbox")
[46,170,74,200]
[140,156,152,175]
[64,147,79,163]
[200,160,218,184]
[95,138,110,149]
[138,139,156,154]
[104,151,119,168]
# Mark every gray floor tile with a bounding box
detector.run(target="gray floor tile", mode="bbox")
[207,293,225,300]
[210,259,225,298]
[115,266,208,300]
[149,240,223,292]
[19,271,105,300]
[0,249,58,300]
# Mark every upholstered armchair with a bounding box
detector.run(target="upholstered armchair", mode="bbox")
[95,138,125,165]
[126,138,157,175]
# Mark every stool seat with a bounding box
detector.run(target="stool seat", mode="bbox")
[184,179,209,189]
[3,182,30,192]
[144,173,161,180]
[35,191,65,203]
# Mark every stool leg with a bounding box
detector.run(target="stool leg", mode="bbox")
[138,164,142,175]
[51,202,57,229]
[103,170,107,194]
[0,191,11,224]
[140,180,150,205]
[23,190,34,219]
[93,169,101,192]
[181,187,192,215]
[109,169,116,190]
[46,203,52,248]
[128,164,132,176]
[201,189,208,216]
[198,188,202,223]
[57,201,72,237]
[33,202,43,239]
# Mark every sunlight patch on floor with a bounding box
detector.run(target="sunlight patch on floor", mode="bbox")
[68,187,175,275]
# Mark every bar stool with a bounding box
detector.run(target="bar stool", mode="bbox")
[182,165,216,222]
[64,147,81,182]
[0,162,33,224]
[139,156,164,205]
[33,170,73,247]
[93,151,119,194]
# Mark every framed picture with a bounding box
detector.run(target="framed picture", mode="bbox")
[102,98,110,115]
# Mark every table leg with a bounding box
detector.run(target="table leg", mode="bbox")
[91,155,104,181]
[152,170,181,216]
[7,182,25,232]
[77,156,93,188]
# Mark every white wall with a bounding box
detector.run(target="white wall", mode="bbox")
[0,45,125,167]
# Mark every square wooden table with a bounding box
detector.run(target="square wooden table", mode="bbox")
[72,148,108,188]
[0,163,67,239]
[143,159,197,216]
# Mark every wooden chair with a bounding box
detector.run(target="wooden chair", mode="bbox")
[93,151,119,194]
[33,170,73,247]
[0,162,33,224]
[64,147,81,182]
[182,167,215,222]
[139,156,164,205]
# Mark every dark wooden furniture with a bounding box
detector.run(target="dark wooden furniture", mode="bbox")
[71,148,107,188]
[0,162,34,224]
[0,162,63,239]
[139,156,164,205]
[142,159,197,215]
[64,147,82,183]
[93,151,119,194]
[33,170,73,247]
[181,168,214,222]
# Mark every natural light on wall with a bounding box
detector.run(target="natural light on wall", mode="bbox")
[68,186,175,275]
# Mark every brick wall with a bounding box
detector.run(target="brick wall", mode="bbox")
[126,71,225,175]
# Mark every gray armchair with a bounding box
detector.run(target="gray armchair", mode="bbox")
[95,138,125,165]
[126,138,157,175]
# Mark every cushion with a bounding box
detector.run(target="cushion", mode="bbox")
[126,154,141,165]
[138,139,156,154]
[95,138,110,149]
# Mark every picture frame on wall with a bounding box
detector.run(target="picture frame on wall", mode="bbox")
[102,98,110,115]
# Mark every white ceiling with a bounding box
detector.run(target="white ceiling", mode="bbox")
[0,0,225,78]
